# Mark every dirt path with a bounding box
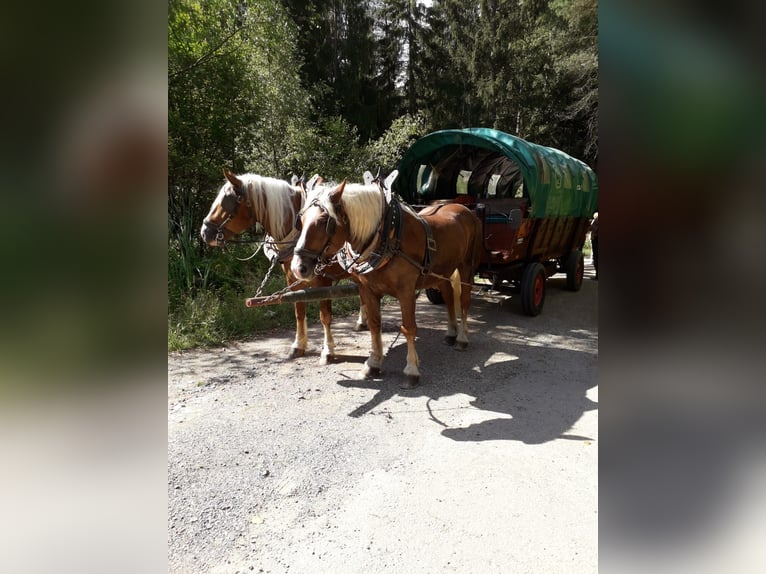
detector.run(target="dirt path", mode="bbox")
[168,265,598,573]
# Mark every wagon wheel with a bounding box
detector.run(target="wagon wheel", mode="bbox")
[425,287,444,305]
[521,262,546,316]
[564,249,584,291]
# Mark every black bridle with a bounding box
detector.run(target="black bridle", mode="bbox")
[202,184,253,244]
[293,199,343,265]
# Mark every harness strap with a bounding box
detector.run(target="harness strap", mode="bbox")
[419,214,437,276]
[264,228,300,263]
[392,213,435,276]
[339,194,402,274]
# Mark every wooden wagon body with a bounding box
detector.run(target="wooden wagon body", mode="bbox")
[393,128,598,315]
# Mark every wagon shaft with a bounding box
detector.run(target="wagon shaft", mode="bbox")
[245,283,360,307]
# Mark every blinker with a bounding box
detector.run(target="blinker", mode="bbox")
[295,207,336,237]
[219,188,243,216]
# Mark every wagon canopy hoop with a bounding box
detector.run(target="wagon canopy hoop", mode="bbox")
[393,128,598,219]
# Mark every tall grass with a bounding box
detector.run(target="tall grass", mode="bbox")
[168,237,362,351]
[168,283,362,351]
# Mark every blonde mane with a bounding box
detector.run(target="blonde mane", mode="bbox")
[218,173,301,240]
[317,183,384,247]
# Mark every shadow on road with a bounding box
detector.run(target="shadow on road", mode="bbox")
[336,275,598,444]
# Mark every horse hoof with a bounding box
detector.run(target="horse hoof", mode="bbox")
[455,341,468,351]
[399,375,419,389]
[319,354,335,366]
[361,365,381,379]
[288,347,305,359]
[444,335,457,346]
[353,322,368,332]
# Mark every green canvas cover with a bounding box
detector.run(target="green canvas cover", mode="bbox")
[394,128,598,219]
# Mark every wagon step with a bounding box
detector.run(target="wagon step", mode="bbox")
[245,283,360,307]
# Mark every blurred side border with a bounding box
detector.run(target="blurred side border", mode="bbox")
[600,1,766,573]
[0,1,167,574]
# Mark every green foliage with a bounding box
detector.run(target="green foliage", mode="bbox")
[281,0,380,140]
[364,113,428,172]
[417,0,598,164]
[168,0,312,337]
[284,115,366,181]
[169,287,282,350]
[549,0,599,162]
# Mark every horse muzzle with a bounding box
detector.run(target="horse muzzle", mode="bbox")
[200,223,222,246]
[291,254,316,281]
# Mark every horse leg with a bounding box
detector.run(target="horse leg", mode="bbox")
[399,294,420,388]
[440,276,458,346]
[359,289,383,378]
[354,301,368,332]
[289,301,308,358]
[318,298,335,365]
[454,268,470,351]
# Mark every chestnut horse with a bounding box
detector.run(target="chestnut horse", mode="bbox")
[200,169,366,364]
[291,179,482,388]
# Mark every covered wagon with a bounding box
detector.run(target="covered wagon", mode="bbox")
[394,128,598,315]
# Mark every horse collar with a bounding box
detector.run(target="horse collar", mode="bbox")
[339,197,403,275]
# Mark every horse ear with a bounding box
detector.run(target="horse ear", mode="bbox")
[223,168,243,189]
[329,179,347,205]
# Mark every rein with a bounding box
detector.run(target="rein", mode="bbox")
[235,241,264,261]
[222,234,265,245]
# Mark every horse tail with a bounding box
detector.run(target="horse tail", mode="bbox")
[450,268,462,319]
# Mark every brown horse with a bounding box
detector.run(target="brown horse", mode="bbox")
[200,169,366,364]
[291,179,482,388]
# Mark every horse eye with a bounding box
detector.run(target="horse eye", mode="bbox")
[295,216,302,231]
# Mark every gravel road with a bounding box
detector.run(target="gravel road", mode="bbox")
[168,264,598,574]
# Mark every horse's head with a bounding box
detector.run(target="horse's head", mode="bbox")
[200,168,254,246]
[291,179,348,280]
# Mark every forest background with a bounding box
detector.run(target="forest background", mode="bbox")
[168,0,597,349]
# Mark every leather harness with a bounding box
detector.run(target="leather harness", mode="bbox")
[338,194,438,276]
